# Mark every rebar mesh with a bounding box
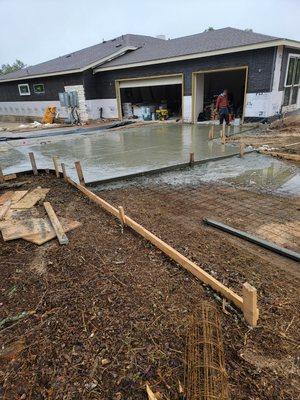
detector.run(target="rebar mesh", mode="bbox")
[184,302,228,400]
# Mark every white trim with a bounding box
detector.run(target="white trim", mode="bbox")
[95,39,300,72]
[119,75,182,88]
[284,53,300,87]
[18,83,30,96]
[0,46,138,83]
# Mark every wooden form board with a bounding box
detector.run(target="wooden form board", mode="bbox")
[260,150,300,162]
[11,188,49,209]
[66,178,250,316]
[44,202,69,244]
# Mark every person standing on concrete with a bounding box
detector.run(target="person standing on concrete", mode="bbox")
[216,89,230,125]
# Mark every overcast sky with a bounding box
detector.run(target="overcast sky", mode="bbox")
[0,0,299,66]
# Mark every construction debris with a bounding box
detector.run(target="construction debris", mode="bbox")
[11,187,49,209]
[184,302,228,400]
[0,187,80,245]
[44,201,69,245]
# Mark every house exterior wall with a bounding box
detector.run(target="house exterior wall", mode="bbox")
[87,47,276,98]
[0,73,83,120]
[0,46,289,122]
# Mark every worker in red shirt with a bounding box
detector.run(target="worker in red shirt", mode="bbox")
[216,89,230,126]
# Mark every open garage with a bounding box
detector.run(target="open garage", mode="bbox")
[193,67,247,123]
[116,75,183,121]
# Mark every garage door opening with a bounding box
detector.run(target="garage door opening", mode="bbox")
[193,67,247,123]
[116,75,183,121]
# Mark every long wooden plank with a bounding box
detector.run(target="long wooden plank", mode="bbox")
[66,177,243,309]
[1,218,53,241]
[43,202,69,244]
[11,188,50,209]
[24,218,81,245]
[260,150,300,162]
[125,214,243,308]
[67,178,119,217]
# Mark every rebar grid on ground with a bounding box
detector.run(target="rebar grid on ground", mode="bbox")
[184,303,228,400]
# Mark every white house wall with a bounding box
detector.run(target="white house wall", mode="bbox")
[0,100,68,118]
[85,99,118,119]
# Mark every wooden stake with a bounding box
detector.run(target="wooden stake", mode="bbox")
[118,206,126,226]
[44,202,69,245]
[239,142,245,158]
[74,161,85,186]
[29,152,38,175]
[0,167,4,183]
[221,123,225,138]
[221,134,226,145]
[189,152,195,166]
[242,282,259,327]
[52,156,60,178]
[208,126,214,140]
[61,163,67,181]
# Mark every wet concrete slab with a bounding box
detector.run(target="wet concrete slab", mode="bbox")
[97,153,300,197]
[1,123,244,181]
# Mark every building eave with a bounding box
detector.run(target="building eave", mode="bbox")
[0,46,138,83]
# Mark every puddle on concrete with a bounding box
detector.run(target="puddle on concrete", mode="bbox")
[98,153,300,197]
[1,123,245,180]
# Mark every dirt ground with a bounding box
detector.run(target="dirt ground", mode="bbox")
[0,174,299,399]
[230,115,300,156]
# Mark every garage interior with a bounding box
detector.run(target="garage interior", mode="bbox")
[117,75,183,120]
[194,68,247,123]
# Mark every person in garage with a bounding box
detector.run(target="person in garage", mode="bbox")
[216,89,230,126]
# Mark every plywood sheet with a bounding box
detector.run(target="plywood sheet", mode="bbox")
[24,218,81,245]
[0,192,14,205]
[1,218,53,241]
[10,191,28,204]
[11,188,50,209]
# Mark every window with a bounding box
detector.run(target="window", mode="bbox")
[18,83,30,96]
[283,55,300,106]
[33,84,45,94]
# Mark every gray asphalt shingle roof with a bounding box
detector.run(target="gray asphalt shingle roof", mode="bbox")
[99,27,279,68]
[0,28,280,81]
[0,34,161,81]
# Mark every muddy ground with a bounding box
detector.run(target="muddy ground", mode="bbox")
[0,173,299,399]
[230,116,300,156]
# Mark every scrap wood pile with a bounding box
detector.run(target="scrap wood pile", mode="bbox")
[0,187,81,245]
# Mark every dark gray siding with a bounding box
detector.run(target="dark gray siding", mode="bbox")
[85,47,276,99]
[0,73,83,102]
[279,47,300,90]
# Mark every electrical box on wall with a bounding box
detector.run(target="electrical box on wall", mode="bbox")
[58,91,78,108]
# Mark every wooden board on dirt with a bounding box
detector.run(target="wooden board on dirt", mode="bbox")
[1,218,53,241]
[4,174,17,181]
[0,201,12,221]
[11,188,50,209]
[10,191,28,204]
[24,218,81,245]
[0,191,14,205]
